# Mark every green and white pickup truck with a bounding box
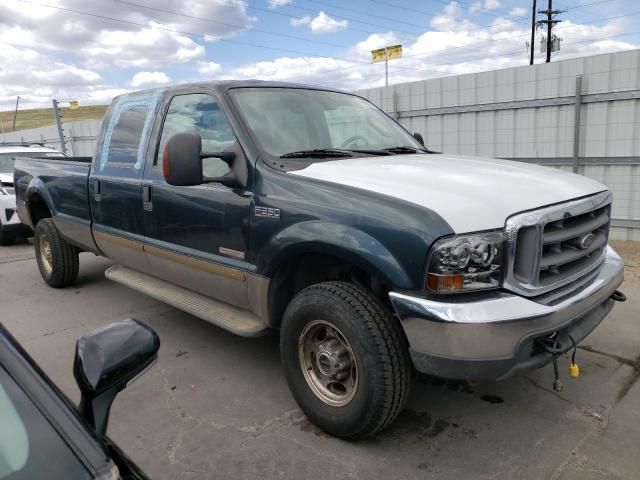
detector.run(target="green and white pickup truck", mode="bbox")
[14,81,626,438]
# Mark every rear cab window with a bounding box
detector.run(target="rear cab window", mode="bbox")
[95,89,165,172]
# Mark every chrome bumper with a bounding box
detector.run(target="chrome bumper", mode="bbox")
[389,246,625,380]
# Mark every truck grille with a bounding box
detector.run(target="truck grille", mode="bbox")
[504,191,612,297]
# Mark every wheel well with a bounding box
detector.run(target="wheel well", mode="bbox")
[268,253,391,327]
[28,194,52,227]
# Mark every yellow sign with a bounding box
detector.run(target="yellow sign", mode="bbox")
[69,100,79,110]
[371,45,402,63]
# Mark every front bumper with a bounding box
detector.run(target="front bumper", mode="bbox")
[389,246,625,381]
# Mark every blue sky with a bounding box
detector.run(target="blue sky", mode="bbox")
[0,0,638,109]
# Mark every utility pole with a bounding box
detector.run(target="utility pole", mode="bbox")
[52,99,67,155]
[530,0,537,65]
[537,0,564,63]
[12,96,20,132]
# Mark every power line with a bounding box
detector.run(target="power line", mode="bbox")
[564,0,616,10]
[299,0,438,31]
[13,0,375,72]
[272,1,425,38]
[110,0,370,54]
[11,0,639,89]
[211,0,422,42]
[317,29,640,89]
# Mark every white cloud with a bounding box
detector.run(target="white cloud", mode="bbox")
[509,7,528,17]
[355,32,399,52]
[484,0,501,10]
[197,61,223,76]
[432,3,474,32]
[268,0,293,8]
[131,71,171,88]
[290,16,311,27]
[0,0,637,110]
[290,11,349,34]
[471,0,501,14]
[83,23,204,69]
[310,11,349,34]
[0,0,251,67]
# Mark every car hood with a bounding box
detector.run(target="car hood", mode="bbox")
[0,173,12,184]
[289,154,608,233]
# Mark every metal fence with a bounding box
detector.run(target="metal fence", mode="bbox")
[357,49,640,241]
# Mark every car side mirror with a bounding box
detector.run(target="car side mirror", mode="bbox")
[74,319,160,435]
[413,132,425,146]
[164,133,238,187]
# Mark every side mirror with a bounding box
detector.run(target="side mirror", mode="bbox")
[413,132,425,146]
[74,319,160,435]
[163,132,204,186]
[163,132,237,187]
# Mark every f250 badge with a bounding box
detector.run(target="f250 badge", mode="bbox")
[255,206,281,219]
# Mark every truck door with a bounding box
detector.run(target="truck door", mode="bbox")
[90,91,163,272]
[140,91,253,309]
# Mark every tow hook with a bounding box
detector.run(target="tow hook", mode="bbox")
[611,290,626,302]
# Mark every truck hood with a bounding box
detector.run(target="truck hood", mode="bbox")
[289,154,607,233]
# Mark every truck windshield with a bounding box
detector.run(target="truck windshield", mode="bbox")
[231,88,424,158]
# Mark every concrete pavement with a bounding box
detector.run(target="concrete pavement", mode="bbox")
[1,241,638,480]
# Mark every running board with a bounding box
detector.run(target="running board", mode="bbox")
[105,264,268,337]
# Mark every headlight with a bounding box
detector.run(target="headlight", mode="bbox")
[426,231,504,293]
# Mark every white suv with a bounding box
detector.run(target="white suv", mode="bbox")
[0,144,65,245]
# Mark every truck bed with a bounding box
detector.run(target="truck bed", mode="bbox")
[14,156,95,251]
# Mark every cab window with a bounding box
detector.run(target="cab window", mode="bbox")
[106,106,149,165]
[156,94,235,177]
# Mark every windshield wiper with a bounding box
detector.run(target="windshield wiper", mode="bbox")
[381,146,431,154]
[280,148,394,159]
[280,148,356,159]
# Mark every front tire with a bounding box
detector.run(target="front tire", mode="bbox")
[280,281,411,439]
[34,218,79,288]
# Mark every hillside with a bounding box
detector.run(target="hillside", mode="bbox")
[0,105,107,132]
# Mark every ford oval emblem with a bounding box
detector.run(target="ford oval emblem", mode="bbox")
[579,233,596,249]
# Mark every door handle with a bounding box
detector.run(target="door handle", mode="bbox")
[142,184,153,212]
[93,179,101,202]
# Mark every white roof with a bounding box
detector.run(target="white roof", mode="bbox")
[0,145,62,154]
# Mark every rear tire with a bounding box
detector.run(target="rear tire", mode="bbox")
[0,230,15,246]
[34,218,79,288]
[280,281,411,439]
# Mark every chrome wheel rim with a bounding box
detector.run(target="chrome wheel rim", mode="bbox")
[39,235,53,274]
[298,320,358,407]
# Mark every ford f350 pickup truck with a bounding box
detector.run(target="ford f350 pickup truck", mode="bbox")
[14,81,625,438]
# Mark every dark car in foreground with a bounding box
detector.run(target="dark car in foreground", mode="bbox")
[0,319,159,479]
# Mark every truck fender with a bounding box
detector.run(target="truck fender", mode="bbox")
[24,179,57,227]
[258,220,413,288]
